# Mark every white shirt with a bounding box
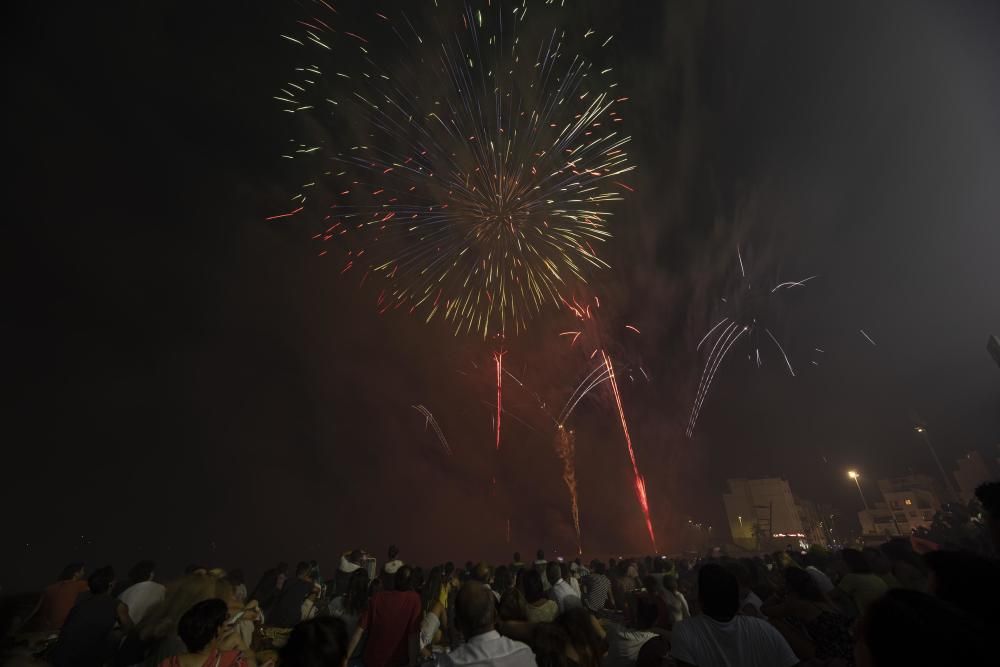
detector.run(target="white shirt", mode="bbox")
[805,565,835,594]
[605,626,658,667]
[549,578,582,614]
[118,580,166,624]
[568,576,582,598]
[339,556,361,573]
[670,615,798,667]
[436,630,537,667]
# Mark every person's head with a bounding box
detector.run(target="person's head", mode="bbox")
[472,562,491,584]
[88,566,115,595]
[976,481,1000,552]
[455,582,496,639]
[592,560,606,576]
[662,574,678,593]
[394,565,413,592]
[634,594,659,631]
[58,562,85,581]
[523,569,546,603]
[855,589,989,667]
[295,561,312,580]
[546,561,562,584]
[280,615,349,667]
[226,569,244,587]
[177,598,228,653]
[536,549,545,561]
[784,566,824,602]
[444,562,455,578]
[422,566,444,610]
[498,587,528,622]
[346,570,370,614]
[924,549,1000,628]
[863,547,892,575]
[513,552,522,563]
[841,548,872,574]
[557,608,607,667]
[348,550,363,565]
[184,564,208,575]
[388,545,399,560]
[493,565,512,593]
[641,575,659,593]
[128,560,156,585]
[368,577,383,596]
[697,563,739,621]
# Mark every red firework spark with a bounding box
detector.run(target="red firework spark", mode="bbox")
[601,350,657,552]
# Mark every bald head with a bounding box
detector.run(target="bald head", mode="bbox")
[456,581,496,639]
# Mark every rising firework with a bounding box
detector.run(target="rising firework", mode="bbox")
[412,404,452,454]
[272,1,633,337]
[554,426,582,553]
[686,246,815,436]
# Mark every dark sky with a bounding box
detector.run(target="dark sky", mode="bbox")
[5,0,1000,591]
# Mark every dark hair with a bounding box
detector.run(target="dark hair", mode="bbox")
[546,562,562,584]
[924,550,1000,627]
[178,598,228,653]
[128,560,155,585]
[57,563,84,581]
[280,616,348,667]
[226,569,244,586]
[858,589,989,666]
[88,566,115,595]
[513,552,522,562]
[368,578,383,596]
[394,565,413,592]
[388,545,399,560]
[423,567,444,612]
[498,587,527,622]
[976,481,1000,516]
[697,563,738,620]
[593,561,606,575]
[523,569,546,603]
[537,549,545,561]
[472,562,491,584]
[184,564,207,575]
[841,548,872,574]
[444,562,455,577]
[634,595,659,630]
[558,608,605,667]
[493,565,512,593]
[641,575,659,593]
[346,570,370,615]
[784,567,824,602]
[295,561,311,577]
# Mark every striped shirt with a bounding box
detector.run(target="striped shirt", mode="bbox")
[582,573,612,611]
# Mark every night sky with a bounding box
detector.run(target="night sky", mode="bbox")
[6,0,1000,592]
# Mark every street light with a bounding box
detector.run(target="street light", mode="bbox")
[913,425,957,498]
[848,470,869,510]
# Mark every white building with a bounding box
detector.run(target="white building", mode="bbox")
[724,478,810,551]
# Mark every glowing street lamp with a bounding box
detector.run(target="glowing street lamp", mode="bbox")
[848,470,869,510]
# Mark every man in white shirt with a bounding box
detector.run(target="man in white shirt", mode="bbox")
[671,564,799,667]
[546,562,581,613]
[605,595,661,667]
[437,582,536,667]
[118,561,165,624]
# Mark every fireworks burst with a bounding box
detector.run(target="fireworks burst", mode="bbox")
[274,1,633,337]
[686,246,816,437]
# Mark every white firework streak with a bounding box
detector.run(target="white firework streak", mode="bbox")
[559,363,612,425]
[411,405,452,454]
[765,328,796,377]
[687,324,748,436]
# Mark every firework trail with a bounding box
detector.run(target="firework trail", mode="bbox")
[411,404,452,454]
[494,350,504,450]
[686,246,815,437]
[602,349,657,551]
[554,426,582,553]
[273,1,633,337]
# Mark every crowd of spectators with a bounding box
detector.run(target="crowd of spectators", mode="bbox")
[2,481,999,667]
